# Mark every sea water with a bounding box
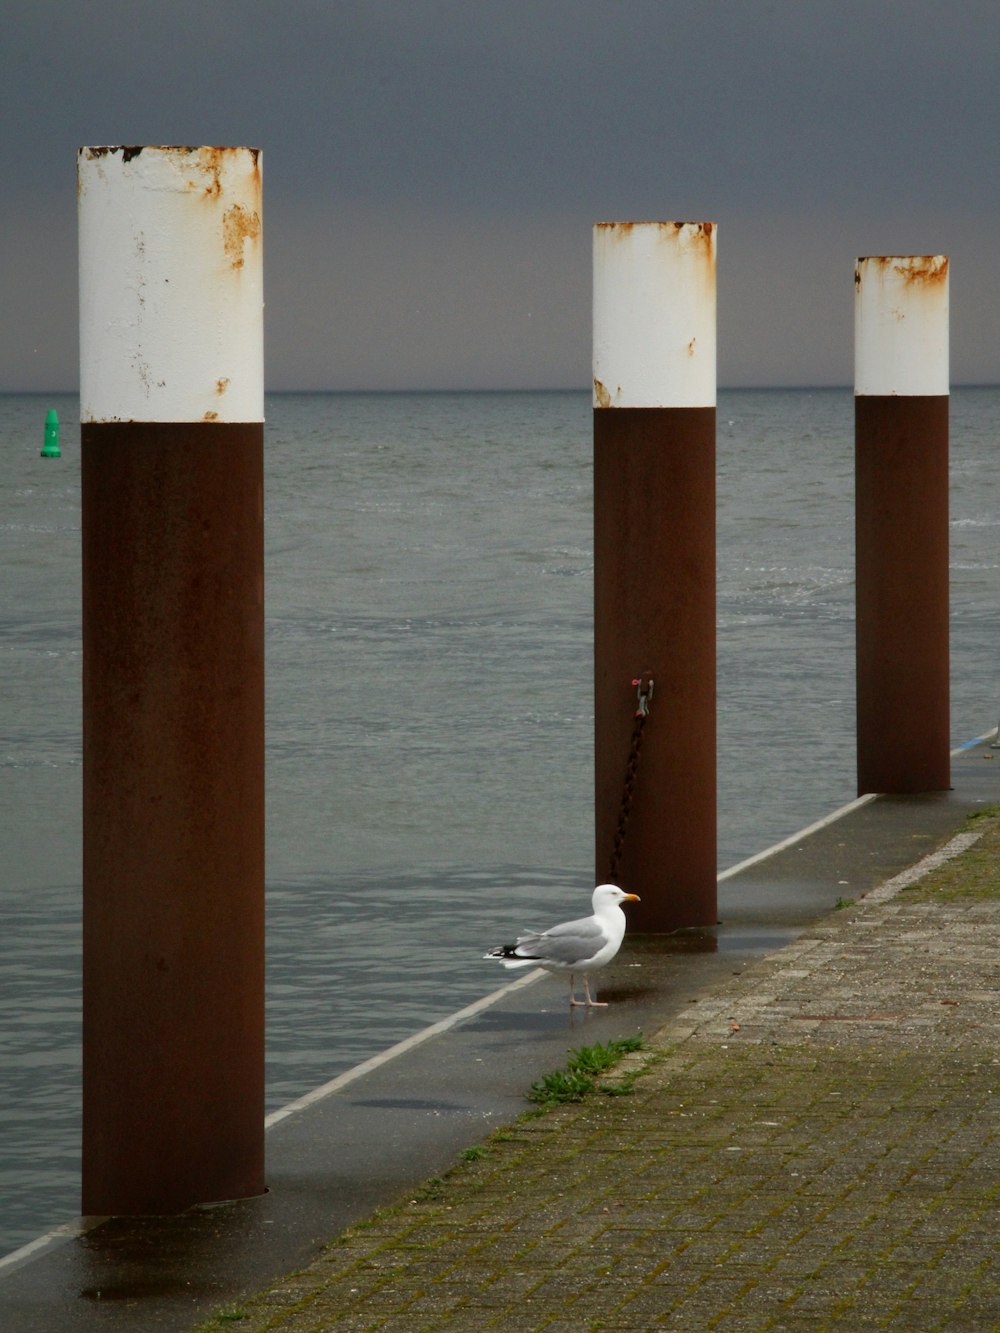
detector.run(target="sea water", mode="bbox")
[1,387,997,1255]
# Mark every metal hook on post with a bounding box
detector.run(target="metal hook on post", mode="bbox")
[633,673,654,719]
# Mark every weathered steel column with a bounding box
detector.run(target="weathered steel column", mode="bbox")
[593,222,717,931]
[855,255,950,795]
[79,146,265,1215]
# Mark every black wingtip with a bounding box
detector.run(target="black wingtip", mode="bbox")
[485,943,531,960]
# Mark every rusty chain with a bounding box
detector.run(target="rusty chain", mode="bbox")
[608,673,653,884]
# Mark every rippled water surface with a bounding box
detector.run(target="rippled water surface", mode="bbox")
[1,387,997,1255]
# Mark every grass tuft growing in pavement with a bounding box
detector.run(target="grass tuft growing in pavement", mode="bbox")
[527,1034,646,1108]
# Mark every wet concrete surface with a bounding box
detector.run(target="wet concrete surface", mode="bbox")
[1,743,996,1329]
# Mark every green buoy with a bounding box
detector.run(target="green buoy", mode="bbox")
[41,408,61,458]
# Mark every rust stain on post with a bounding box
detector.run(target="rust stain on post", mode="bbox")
[677,219,714,245]
[194,146,252,198]
[859,255,949,287]
[897,256,948,286]
[596,220,714,242]
[247,147,263,191]
[79,145,144,163]
[597,221,637,240]
[165,146,262,201]
[222,203,262,269]
[684,224,716,277]
[223,209,261,269]
[199,149,224,197]
[593,377,612,408]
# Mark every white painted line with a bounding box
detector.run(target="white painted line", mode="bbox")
[718,729,996,886]
[717,794,879,882]
[952,726,998,754]
[0,1215,109,1278]
[264,968,546,1129]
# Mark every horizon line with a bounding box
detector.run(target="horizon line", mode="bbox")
[4,382,1000,397]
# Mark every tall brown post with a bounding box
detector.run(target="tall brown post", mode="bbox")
[593,222,717,932]
[78,147,265,1215]
[855,256,950,795]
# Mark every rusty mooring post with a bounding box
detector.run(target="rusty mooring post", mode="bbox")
[855,255,950,795]
[79,146,265,1215]
[593,222,717,931]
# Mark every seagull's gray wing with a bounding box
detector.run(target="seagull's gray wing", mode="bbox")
[514,914,607,965]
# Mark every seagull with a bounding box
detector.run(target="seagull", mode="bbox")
[484,883,640,1008]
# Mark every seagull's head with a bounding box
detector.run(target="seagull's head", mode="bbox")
[592,883,640,911]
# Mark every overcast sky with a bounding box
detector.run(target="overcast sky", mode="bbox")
[3,1,999,390]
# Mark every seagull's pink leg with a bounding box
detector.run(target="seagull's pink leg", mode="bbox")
[583,975,608,1008]
[569,973,586,1008]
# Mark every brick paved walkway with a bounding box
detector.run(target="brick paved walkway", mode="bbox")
[197,814,1000,1331]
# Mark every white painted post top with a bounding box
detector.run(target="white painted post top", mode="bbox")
[854,256,949,397]
[79,146,264,423]
[593,222,716,408]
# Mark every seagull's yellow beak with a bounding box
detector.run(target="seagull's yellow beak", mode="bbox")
[622,893,640,903]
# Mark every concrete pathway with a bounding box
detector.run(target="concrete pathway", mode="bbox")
[194,805,1000,1331]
